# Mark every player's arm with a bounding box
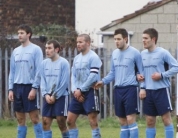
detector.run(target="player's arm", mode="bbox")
[55,61,70,96]
[32,47,43,89]
[161,50,178,78]
[135,51,145,86]
[101,55,115,85]
[39,62,48,97]
[79,56,102,92]
[29,47,43,100]
[8,51,15,101]
[71,58,77,93]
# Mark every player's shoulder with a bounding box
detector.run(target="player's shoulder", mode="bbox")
[59,57,69,64]
[42,58,50,64]
[30,43,41,50]
[129,46,140,53]
[89,50,99,57]
[156,47,171,57]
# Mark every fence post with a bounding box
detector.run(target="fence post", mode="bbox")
[0,49,2,118]
[5,48,9,116]
[9,48,14,118]
[103,49,108,119]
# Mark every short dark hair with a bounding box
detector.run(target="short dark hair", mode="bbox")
[114,28,128,43]
[78,34,91,43]
[17,24,32,39]
[46,40,63,53]
[143,28,158,44]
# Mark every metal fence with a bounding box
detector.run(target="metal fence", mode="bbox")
[0,47,177,119]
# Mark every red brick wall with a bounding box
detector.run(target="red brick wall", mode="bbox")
[0,0,75,33]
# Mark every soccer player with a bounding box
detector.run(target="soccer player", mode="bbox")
[95,28,144,138]
[8,24,43,138]
[138,28,178,138]
[39,40,70,138]
[67,34,102,138]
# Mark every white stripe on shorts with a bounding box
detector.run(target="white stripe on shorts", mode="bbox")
[137,87,140,112]
[64,96,69,116]
[166,88,172,110]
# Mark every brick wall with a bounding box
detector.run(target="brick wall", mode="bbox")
[0,0,75,33]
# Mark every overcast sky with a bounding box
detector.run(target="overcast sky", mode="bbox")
[76,0,152,32]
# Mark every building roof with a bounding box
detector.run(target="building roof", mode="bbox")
[100,0,174,31]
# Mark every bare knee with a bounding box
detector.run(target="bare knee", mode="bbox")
[126,114,136,125]
[146,116,156,127]
[29,110,40,124]
[67,112,78,129]
[17,116,26,125]
[42,117,51,130]
[57,117,67,133]
[66,117,75,128]
[16,112,26,125]
[119,117,128,126]
[88,112,99,129]
[162,112,172,126]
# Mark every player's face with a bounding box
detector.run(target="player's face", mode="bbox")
[18,29,30,44]
[142,34,155,49]
[114,34,127,50]
[76,36,89,53]
[45,43,58,58]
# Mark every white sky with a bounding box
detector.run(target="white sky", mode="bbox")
[76,0,151,33]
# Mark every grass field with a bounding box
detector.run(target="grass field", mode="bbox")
[0,116,175,138]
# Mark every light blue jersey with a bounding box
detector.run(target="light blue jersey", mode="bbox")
[9,43,43,90]
[71,50,102,92]
[102,46,143,86]
[40,57,70,99]
[141,47,178,90]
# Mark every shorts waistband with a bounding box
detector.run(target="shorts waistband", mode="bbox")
[114,85,137,89]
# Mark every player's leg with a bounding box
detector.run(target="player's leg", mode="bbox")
[54,96,69,138]
[143,90,157,138]
[16,112,27,138]
[125,86,139,138]
[13,84,27,138]
[162,112,174,138]
[157,88,174,138]
[42,116,53,138]
[67,111,79,138]
[23,85,42,138]
[83,89,101,138]
[56,116,69,138]
[114,87,129,138]
[118,117,130,138]
[145,115,156,138]
[88,112,101,138]
[67,96,84,138]
[29,110,43,138]
[126,114,138,138]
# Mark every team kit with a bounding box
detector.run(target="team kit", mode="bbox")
[8,24,177,138]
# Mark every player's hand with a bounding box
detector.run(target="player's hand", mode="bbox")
[94,81,104,89]
[45,95,53,104]
[151,72,161,81]
[139,89,146,100]
[77,94,85,103]
[28,88,37,100]
[137,74,145,82]
[73,89,82,100]
[8,90,14,102]
[50,95,56,104]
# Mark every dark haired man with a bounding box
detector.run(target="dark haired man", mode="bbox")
[138,28,178,138]
[95,28,144,138]
[39,40,70,138]
[8,24,43,138]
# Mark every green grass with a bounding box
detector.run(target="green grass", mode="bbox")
[0,116,176,138]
